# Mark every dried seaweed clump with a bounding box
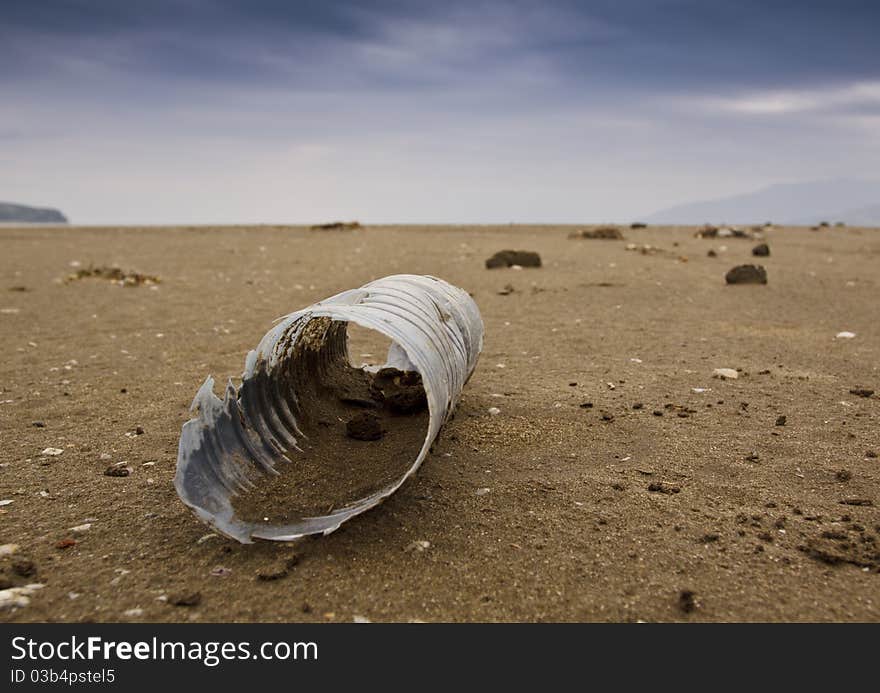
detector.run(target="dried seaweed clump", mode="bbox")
[310,221,362,231]
[66,265,160,287]
[485,250,542,269]
[694,225,756,239]
[568,226,624,240]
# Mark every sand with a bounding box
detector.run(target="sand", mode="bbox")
[0,223,878,622]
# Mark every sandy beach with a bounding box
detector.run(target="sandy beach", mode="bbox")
[1,223,877,622]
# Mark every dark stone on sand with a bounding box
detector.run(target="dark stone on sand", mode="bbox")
[371,368,427,414]
[630,222,647,229]
[725,264,767,285]
[346,412,383,441]
[707,249,717,257]
[849,388,874,398]
[485,250,542,269]
[775,415,786,426]
[31,421,45,428]
[678,590,698,613]
[648,482,680,494]
[104,464,130,477]
[385,389,427,414]
[752,243,770,257]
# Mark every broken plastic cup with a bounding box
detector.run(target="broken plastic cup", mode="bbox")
[174,274,483,543]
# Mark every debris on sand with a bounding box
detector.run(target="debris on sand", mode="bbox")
[713,368,739,380]
[799,527,880,570]
[707,249,717,257]
[66,265,160,287]
[175,275,482,544]
[310,221,362,231]
[371,368,428,414]
[346,412,383,441]
[630,222,648,229]
[752,243,770,257]
[256,555,299,581]
[835,331,856,339]
[485,250,542,268]
[849,388,874,398]
[40,447,63,456]
[104,463,131,477]
[404,539,431,553]
[695,225,754,239]
[625,243,663,255]
[648,482,680,494]
[725,265,767,285]
[568,226,624,240]
[497,284,514,296]
[678,590,699,613]
[775,415,787,426]
[0,583,44,610]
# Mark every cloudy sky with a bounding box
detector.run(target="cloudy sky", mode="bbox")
[2,0,879,224]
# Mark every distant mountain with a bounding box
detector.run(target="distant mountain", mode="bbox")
[645,179,880,226]
[0,201,68,223]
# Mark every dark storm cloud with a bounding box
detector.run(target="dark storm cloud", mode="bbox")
[3,1,878,224]
[2,0,878,93]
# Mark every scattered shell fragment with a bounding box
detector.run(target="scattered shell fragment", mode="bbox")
[40,447,63,456]
[835,331,856,339]
[69,523,92,534]
[0,500,13,508]
[175,275,483,543]
[0,583,44,610]
[713,368,739,380]
[404,539,431,553]
[0,544,19,557]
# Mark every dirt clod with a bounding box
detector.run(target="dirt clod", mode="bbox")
[648,482,680,494]
[485,250,542,269]
[678,590,699,613]
[725,265,767,285]
[345,412,384,441]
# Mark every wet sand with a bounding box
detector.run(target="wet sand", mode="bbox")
[0,223,878,622]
